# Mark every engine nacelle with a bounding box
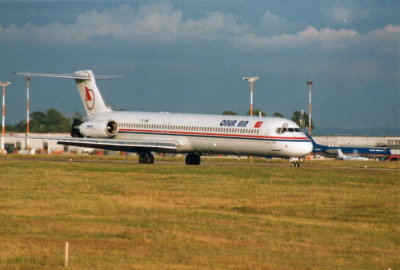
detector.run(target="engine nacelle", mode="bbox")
[79,120,118,138]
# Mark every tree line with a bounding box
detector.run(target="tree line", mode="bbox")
[6,108,82,133]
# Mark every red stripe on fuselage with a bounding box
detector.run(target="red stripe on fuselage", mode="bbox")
[118,128,309,141]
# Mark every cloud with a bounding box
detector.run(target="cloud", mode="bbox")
[323,4,370,24]
[329,6,351,23]
[231,23,399,81]
[368,24,400,39]
[0,3,398,56]
[257,11,305,36]
[0,4,248,43]
[232,23,400,53]
[182,12,248,40]
[232,26,360,51]
[0,4,181,42]
[259,11,287,35]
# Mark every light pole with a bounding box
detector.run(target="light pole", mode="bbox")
[0,81,11,151]
[25,76,31,150]
[243,76,259,117]
[300,109,305,130]
[307,81,313,136]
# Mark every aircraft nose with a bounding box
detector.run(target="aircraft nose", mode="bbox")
[293,140,313,157]
[303,140,313,156]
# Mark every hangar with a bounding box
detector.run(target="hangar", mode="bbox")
[313,135,400,148]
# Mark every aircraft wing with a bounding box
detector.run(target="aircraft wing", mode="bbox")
[7,136,178,153]
[57,137,178,152]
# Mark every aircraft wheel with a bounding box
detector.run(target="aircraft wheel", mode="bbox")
[290,161,300,168]
[139,153,154,164]
[148,153,155,164]
[185,153,201,165]
[193,154,201,165]
[290,157,300,168]
[139,153,146,164]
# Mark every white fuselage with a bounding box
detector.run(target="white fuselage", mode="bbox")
[88,111,313,158]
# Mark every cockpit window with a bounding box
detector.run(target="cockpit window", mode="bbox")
[276,127,300,134]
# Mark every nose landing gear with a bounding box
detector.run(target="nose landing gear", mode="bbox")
[290,157,300,168]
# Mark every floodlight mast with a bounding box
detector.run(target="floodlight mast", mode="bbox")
[243,76,259,117]
[25,76,31,150]
[307,81,313,136]
[1,81,11,151]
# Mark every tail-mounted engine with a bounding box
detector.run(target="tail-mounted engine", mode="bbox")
[79,120,118,138]
[71,118,84,138]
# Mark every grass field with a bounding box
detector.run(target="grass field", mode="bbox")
[0,155,399,269]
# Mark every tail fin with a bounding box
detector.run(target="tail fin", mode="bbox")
[14,70,114,116]
[73,70,111,116]
[337,149,346,159]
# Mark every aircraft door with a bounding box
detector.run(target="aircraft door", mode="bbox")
[264,129,277,150]
[263,129,271,143]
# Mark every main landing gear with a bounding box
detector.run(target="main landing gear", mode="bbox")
[290,157,300,168]
[139,153,154,164]
[138,153,201,165]
[185,153,201,165]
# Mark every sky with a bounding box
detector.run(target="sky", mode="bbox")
[0,0,399,135]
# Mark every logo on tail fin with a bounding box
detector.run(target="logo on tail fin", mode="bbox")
[84,87,95,110]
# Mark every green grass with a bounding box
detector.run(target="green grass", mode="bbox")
[0,156,399,269]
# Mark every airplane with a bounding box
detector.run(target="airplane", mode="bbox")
[337,149,369,161]
[14,70,313,167]
[308,135,391,160]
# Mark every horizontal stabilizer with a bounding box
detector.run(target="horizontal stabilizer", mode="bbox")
[13,72,122,80]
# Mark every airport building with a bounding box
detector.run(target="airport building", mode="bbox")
[313,136,400,149]
[2,133,89,155]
